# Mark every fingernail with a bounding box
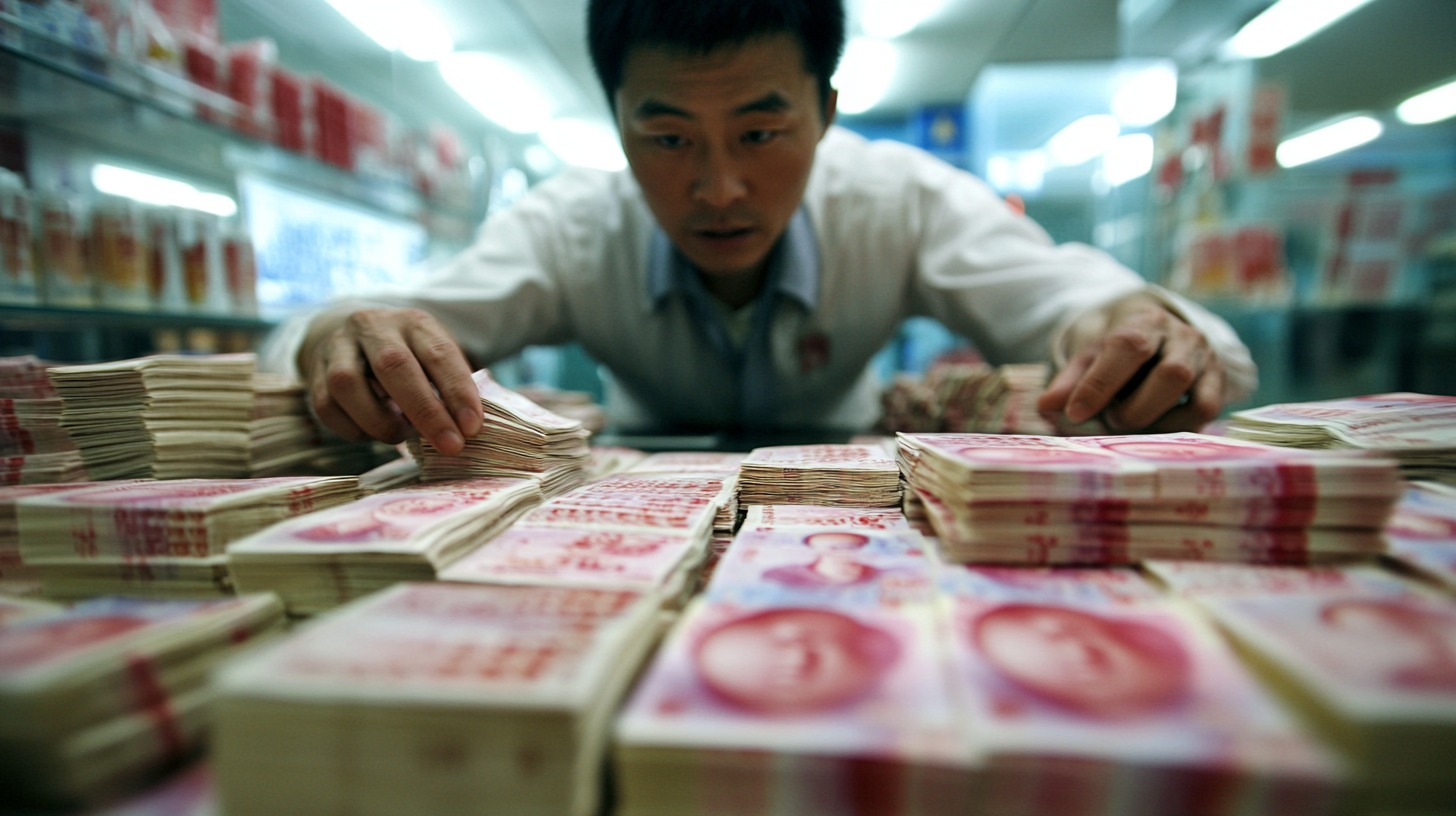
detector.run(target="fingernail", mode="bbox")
[1066,401,1092,423]
[457,408,482,431]
[439,430,464,455]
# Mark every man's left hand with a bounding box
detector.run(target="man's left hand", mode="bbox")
[1037,293,1224,433]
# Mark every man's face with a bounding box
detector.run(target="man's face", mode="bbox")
[615,34,834,284]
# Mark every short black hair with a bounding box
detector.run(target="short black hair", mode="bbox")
[587,0,845,117]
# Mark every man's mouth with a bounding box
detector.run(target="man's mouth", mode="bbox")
[697,227,753,240]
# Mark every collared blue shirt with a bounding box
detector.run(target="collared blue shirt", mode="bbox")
[646,209,819,428]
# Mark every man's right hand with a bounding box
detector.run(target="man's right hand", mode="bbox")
[298,307,483,456]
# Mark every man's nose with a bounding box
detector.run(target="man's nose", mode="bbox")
[691,147,747,207]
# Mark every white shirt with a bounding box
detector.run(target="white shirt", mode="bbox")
[263,127,1256,432]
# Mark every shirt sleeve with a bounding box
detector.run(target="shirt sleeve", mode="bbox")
[900,149,1256,405]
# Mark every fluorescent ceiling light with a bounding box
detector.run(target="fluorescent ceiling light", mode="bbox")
[858,0,944,39]
[1223,0,1377,60]
[322,0,452,61]
[1397,78,1456,125]
[440,52,553,134]
[1276,114,1383,167]
[1112,63,1177,127]
[91,164,237,217]
[834,38,898,115]
[1103,133,1155,186]
[1046,114,1121,166]
[541,118,626,172]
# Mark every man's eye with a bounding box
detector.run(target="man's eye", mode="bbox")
[654,134,686,149]
[744,130,777,145]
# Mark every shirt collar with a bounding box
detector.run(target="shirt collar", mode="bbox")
[647,208,819,311]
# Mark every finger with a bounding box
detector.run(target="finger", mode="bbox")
[314,335,406,444]
[403,321,483,440]
[1104,329,1209,431]
[350,312,466,455]
[1037,352,1093,417]
[1143,362,1225,433]
[1063,327,1163,424]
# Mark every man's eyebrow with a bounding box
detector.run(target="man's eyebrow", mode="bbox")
[632,99,692,120]
[631,92,793,121]
[734,92,791,115]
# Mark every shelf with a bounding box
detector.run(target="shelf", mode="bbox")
[0,303,274,333]
[0,19,479,228]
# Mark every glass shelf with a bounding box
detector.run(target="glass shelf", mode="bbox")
[0,303,273,333]
[0,17,478,228]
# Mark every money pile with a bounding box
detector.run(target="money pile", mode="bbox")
[900,432,1401,564]
[615,598,974,815]
[515,385,608,434]
[443,473,727,604]
[245,373,339,477]
[213,582,661,816]
[1228,392,1456,482]
[583,445,648,481]
[738,444,901,508]
[1383,481,1456,592]
[1145,561,1456,811]
[0,594,284,808]
[17,476,359,600]
[0,593,59,625]
[738,503,912,534]
[878,362,1058,435]
[0,484,101,596]
[408,370,590,496]
[357,449,422,493]
[628,451,745,537]
[940,567,1342,814]
[0,354,87,484]
[49,354,258,480]
[229,477,544,615]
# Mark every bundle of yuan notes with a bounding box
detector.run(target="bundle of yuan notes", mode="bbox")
[48,353,258,480]
[0,484,100,596]
[0,594,284,808]
[703,526,938,609]
[615,573,975,816]
[213,582,661,816]
[0,354,87,484]
[627,451,745,536]
[899,432,1402,565]
[357,448,422,494]
[939,565,1342,814]
[878,361,1056,435]
[1382,481,1456,592]
[229,477,544,615]
[714,503,916,594]
[441,472,728,605]
[581,445,648,482]
[246,372,361,477]
[1227,392,1456,483]
[16,476,359,600]
[408,369,590,496]
[737,443,901,507]
[1144,560,1456,812]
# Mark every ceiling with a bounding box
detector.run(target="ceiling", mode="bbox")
[225,0,1454,168]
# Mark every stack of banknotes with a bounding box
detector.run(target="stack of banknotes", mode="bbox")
[583,445,649,482]
[0,484,100,596]
[0,354,87,484]
[244,372,348,477]
[229,477,544,615]
[738,444,901,507]
[899,432,1403,564]
[212,582,660,816]
[628,451,745,536]
[409,370,591,495]
[441,472,727,605]
[0,594,284,808]
[16,476,359,600]
[939,564,1343,814]
[1145,560,1456,812]
[49,354,260,480]
[1228,393,1456,483]
[879,361,1057,436]
[1382,481,1456,591]
[615,507,976,816]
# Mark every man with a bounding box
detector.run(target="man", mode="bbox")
[266,0,1256,456]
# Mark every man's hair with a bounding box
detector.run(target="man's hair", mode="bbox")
[587,0,845,117]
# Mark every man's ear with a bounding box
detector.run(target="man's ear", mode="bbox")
[821,88,838,134]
